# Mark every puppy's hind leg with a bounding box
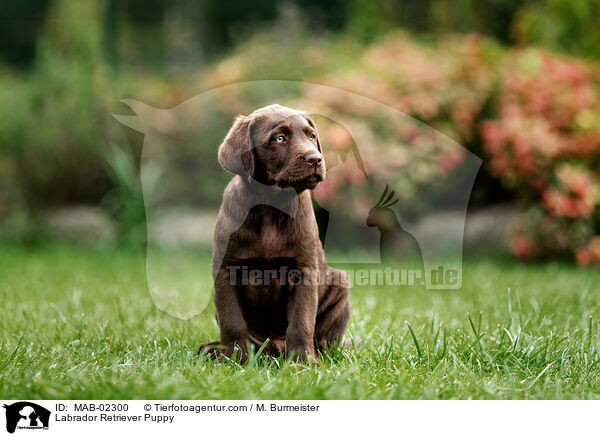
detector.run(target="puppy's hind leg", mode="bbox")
[198,341,221,357]
[315,267,351,350]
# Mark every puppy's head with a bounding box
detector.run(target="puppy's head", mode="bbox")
[218,104,325,191]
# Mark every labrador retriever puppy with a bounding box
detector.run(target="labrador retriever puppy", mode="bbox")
[199,104,350,362]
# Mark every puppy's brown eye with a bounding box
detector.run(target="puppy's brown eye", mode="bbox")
[309,133,316,141]
[275,135,286,143]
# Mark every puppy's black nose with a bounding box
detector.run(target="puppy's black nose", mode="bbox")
[302,153,323,167]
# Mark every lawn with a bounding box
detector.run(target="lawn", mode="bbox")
[1,243,599,399]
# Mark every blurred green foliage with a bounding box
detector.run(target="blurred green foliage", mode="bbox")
[0,1,126,209]
[3,0,600,70]
[103,145,147,246]
[513,0,600,60]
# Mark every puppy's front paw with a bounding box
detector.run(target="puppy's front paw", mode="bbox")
[286,339,317,362]
[218,341,249,364]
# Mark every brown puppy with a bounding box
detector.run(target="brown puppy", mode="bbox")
[199,104,350,362]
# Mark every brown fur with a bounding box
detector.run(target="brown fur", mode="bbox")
[199,104,350,362]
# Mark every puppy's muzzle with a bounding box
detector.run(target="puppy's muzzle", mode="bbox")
[300,153,323,168]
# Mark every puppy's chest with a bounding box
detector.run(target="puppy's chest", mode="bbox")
[245,222,295,258]
[238,210,299,258]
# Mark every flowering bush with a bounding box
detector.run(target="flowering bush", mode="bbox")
[296,33,497,217]
[481,48,600,264]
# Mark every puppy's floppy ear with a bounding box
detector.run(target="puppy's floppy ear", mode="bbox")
[305,115,322,153]
[218,115,255,179]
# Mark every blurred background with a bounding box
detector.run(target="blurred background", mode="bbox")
[1,0,599,265]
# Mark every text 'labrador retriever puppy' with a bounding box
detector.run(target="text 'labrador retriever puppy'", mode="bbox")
[199,104,351,362]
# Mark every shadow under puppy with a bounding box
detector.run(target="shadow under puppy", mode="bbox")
[199,104,350,362]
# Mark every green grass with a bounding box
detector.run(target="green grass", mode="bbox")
[1,243,600,399]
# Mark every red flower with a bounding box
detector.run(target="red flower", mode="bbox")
[510,233,534,260]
